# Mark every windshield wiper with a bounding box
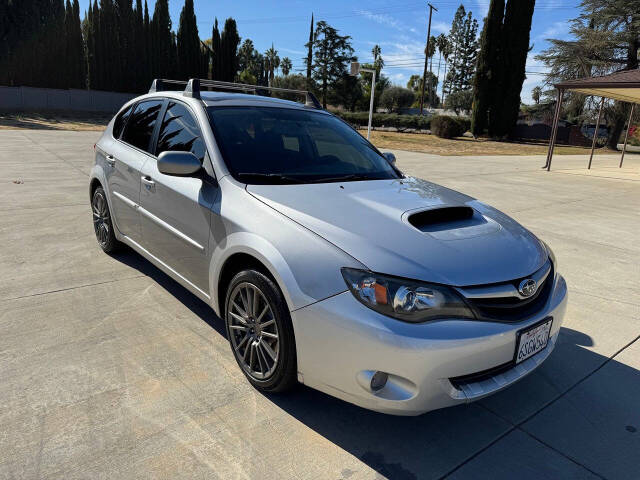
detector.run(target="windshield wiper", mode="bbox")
[305,174,377,184]
[237,172,304,184]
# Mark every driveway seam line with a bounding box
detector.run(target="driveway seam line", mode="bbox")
[0,275,147,302]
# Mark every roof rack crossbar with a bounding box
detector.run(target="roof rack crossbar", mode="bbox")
[149,78,322,109]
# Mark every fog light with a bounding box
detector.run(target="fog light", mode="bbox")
[370,371,388,391]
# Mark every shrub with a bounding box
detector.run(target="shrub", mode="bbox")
[431,115,464,138]
[334,111,431,131]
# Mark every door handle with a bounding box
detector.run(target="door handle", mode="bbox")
[141,176,155,186]
[105,154,115,166]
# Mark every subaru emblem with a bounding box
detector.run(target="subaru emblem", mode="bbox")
[518,278,537,297]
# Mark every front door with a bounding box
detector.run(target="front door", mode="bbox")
[138,100,217,293]
[106,99,163,244]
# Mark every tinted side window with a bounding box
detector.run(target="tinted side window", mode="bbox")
[112,105,132,139]
[156,102,206,162]
[121,99,164,153]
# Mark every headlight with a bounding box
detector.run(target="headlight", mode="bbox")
[341,268,475,323]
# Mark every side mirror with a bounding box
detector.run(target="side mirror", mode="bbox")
[383,152,396,165]
[157,151,201,176]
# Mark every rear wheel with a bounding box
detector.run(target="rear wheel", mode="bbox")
[92,186,122,253]
[225,270,297,392]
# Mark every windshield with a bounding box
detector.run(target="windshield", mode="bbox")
[207,106,400,184]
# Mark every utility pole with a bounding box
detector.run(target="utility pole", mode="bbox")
[419,3,437,115]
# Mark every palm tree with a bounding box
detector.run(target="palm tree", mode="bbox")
[436,35,451,105]
[281,57,292,76]
[264,44,280,86]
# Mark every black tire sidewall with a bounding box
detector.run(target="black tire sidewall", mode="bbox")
[224,269,297,392]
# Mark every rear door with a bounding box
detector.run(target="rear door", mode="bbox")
[138,100,217,293]
[106,99,164,244]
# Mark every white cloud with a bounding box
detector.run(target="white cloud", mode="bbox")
[536,20,569,41]
[279,47,304,55]
[357,10,419,35]
[431,22,450,35]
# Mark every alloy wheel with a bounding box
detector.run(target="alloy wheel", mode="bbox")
[92,191,110,247]
[227,282,280,380]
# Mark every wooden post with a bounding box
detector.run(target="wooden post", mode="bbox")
[620,103,635,168]
[588,97,605,170]
[546,89,563,171]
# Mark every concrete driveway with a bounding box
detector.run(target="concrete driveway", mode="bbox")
[1,130,638,479]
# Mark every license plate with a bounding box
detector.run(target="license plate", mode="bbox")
[515,318,553,364]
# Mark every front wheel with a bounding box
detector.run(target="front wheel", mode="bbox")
[224,270,297,393]
[91,186,122,254]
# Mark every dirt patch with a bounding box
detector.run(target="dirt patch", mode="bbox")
[365,130,618,156]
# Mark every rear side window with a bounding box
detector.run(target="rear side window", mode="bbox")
[121,99,164,153]
[156,102,206,162]
[112,105,132,139]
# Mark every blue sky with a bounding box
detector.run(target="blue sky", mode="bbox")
[78,0,582,103]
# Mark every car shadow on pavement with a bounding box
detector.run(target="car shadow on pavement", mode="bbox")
[111,249,640,480]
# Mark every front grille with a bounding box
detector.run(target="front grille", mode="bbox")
[461,261,554,322]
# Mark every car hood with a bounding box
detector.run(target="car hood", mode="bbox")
[247,177,547,286]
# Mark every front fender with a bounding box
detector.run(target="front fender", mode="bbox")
[209,232,315,317]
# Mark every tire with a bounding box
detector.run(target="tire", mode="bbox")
[91,186,122,254]
[224,269,297,393]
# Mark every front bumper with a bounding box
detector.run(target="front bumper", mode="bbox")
[291,273,567,415]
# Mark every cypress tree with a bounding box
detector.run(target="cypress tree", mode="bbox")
[492,0,536,137]
[305,13,314,87]
[211,18,221,80]
[177,0,200,79]
[471,0,504,136]
[220,18,240,82]
[152,0,172,79]
[132,0,145,90]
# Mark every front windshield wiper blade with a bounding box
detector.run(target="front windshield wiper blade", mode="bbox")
[305,174,378,184]
[237,172,305,184]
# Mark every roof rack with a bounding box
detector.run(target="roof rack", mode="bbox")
[149,78,322,109]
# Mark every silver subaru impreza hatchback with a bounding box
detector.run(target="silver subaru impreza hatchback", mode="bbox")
[90,79,567,415]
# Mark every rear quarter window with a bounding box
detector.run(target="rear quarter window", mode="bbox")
[112,105,133,139]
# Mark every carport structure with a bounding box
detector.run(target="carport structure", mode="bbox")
[545,69,640,171]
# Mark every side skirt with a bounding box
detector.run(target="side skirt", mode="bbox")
[120,234,212,305]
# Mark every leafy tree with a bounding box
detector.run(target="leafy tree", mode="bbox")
[357,64,391,111]
[330,74,362,112]
[407,73,439,106]
[280,57,292,76]
[446,5,479,93]
[445,89,473,114]
[537,0,639,147]
[177,0,201,79]
[532,86,542,105]
[238,69,257,85]
[310,20,356,107]
[380,86,414,113]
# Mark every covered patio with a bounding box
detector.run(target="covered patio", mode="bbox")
[545,69,640,171]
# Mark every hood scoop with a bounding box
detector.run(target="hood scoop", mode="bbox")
[406,206,501,240]
[408,206,475,232]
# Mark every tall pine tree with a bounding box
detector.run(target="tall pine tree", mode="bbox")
[220,18,240,82]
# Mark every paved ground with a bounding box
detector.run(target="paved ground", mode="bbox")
[1,129,638,480]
